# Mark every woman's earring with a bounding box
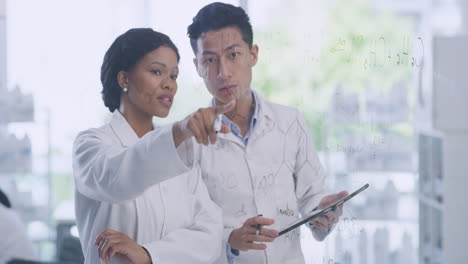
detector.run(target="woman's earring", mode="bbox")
[123,87,128,93]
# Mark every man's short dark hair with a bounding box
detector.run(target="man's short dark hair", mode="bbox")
[101,28,180,112]
[187,2,253,53]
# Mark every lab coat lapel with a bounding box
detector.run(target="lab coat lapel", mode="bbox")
[109,110,140,147]
[248,93,277,145]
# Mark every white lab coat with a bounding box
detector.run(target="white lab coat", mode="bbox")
[198,91,327,264]
[72,110,223,264]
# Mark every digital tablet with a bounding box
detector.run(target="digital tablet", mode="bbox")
[278,183,369,236]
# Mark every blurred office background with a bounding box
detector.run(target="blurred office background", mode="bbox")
[1,0,467,263]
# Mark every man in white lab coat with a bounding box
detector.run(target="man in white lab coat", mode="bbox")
[186,3,349,263]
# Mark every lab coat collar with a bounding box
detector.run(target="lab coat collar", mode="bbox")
[248,91,276,144]
[109,110,140,147]
[253,91,297,135]
[210,89,277,146]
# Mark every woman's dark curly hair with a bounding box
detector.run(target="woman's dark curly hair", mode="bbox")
[101,28,180,112]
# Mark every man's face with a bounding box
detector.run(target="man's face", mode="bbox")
[194,26,258,104]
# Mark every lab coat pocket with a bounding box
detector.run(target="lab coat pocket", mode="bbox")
[273,164,298,223]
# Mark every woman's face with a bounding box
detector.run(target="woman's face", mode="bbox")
[122,46,179,118]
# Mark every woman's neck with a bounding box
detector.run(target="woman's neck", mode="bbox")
[119,98,153,138]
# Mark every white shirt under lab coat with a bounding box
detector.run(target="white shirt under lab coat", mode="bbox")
[198,91,327,264]
[72,110,223,264]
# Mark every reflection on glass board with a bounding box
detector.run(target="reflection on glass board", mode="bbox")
[1,0,466,262]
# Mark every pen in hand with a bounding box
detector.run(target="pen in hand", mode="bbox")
[213,114,222,133]
[256,214,263,235]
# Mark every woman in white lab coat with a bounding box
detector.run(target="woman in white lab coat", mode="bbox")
[72,28,234,264]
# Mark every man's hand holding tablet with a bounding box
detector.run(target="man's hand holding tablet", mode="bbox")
[278,184,370,236]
